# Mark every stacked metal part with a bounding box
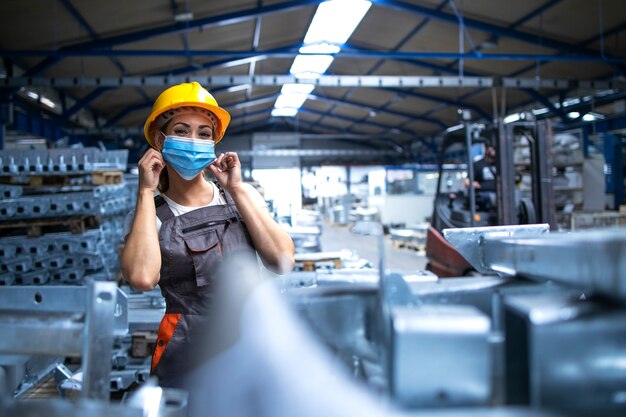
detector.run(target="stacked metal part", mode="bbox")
[0,147,128,175]
[0,148,136,286]
[0,183,132,220]
[0,215,130,285]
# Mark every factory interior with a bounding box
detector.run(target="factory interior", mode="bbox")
[1,0,626,416]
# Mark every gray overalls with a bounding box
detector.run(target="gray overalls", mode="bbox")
[151,183,256,387]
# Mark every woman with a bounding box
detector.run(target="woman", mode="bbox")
[121,81,295,387]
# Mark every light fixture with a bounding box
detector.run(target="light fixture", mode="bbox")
[303,0,372,45]
[40,97,56,109]
[174,12,194,22]
[272,0,372,117]
[503,113,521,124]
[479,35,498,50]
[567,112,581,119]
[272,108,299,117]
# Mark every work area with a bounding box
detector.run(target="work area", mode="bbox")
[1,1,626,416]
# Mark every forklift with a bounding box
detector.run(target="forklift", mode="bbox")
[426,112,557,277]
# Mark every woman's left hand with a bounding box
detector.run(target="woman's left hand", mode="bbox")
[208,152,243,194]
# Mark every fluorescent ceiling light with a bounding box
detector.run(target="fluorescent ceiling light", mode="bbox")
[273,0,372,117]
[563,98,581,107]
[26,91,39,100]
[503,113,521,124]
[275,93,309,110]
[174,12,194,22]
[272,108,298,117]
[299,43,341,54]
[40,97,56,109]
[304,0,372,45]
[445,124,464,133]
[290,55,334,78]
[281,84,315,95]
[567,112,580,119]
[532,107,549,115]
[582,113,597,121]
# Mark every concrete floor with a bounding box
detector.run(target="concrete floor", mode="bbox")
[319,222,428,272]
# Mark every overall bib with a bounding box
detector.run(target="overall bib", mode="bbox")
[150,183,256,387]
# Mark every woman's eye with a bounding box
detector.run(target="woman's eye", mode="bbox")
[174,129,189,135]
[199,131,213,138]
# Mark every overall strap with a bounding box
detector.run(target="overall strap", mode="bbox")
[214,182,238,217]
[154,195,175,222]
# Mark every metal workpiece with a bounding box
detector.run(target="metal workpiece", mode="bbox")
[50,267,85,284]
[290,290,379,363]
[443,224,550,275]
[504,292,626,416]
[0,271,15,285]
[3,255,33,274]
[479,229,626,300]
[0,184,23,199]
[0,284,128,336]
[0,148,129,175]
[389,304,492,408]
[2,383,188,417]
[284,268,436,292]
[0,221,127,285]
[33,252,67,270]
[15,269,50,285]
[0,191,131,220]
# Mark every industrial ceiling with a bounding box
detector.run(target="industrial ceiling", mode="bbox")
[1,0,625,162]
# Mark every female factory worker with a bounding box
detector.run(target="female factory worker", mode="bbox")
[121,81,295,387]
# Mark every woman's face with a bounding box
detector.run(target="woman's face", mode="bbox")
[156,112,216,148]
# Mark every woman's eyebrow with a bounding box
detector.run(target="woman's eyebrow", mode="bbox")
[172,122,190,128]
[198,124,213,129]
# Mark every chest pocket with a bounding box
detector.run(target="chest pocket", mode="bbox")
[183,229,222,287]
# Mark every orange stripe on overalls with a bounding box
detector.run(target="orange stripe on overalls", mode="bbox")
[151,313,182,373]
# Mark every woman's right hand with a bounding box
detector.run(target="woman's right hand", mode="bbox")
[137,148,166,192]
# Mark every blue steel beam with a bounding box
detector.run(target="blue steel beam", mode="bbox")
[510,0,562,28]
[63,87,113,119]
[381,87,492,120]
[308,93,446,129]
[523,89,568,122]
[59,0,154,122]
[21,0,320,76]
[169,0,191,64]
[299,107,429,143]
[228,117,392,152]
[510,20,626,78]
[59,0,126,75]
[5,49,626,63]
[444,0,563,71]
[104,86,251,128]
[371,0,619,58]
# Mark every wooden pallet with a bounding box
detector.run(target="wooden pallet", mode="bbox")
[0,215,100,237]
[20,374,60,399]
[296,257,342,271]
[392,240,426,252]
[92,170,124,185]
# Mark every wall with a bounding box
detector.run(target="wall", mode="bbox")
[368,194,434,226]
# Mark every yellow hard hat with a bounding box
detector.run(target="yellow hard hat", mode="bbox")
[143,81,231,147]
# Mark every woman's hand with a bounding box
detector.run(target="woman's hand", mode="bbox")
[137,148,166,192]
[208,152,242,194]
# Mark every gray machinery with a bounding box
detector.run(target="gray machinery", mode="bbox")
[281,224,626,417]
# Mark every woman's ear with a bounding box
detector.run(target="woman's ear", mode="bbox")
[154,131,165,150]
